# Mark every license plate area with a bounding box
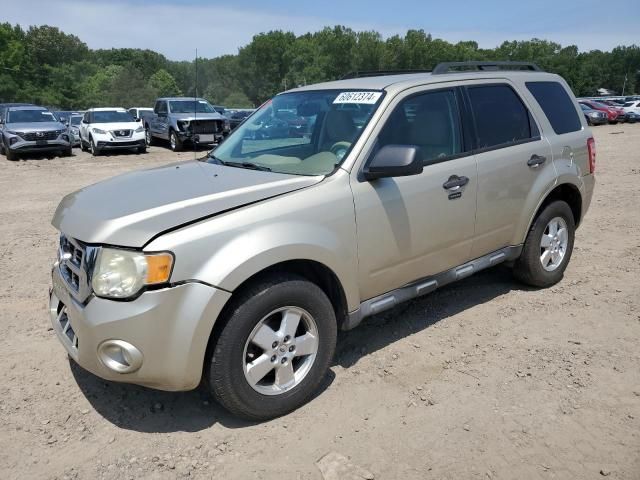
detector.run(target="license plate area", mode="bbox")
[198,134,215,143]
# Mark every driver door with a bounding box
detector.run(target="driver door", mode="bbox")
[351,87,478,300]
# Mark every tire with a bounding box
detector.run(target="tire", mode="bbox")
[137,146,147,154]
[80,136,88,152]
[5,148,17,161]
[63,148,72,157]
[206,274,337,421]
[89,137,100,157]
[513,200,575,288]
[169,130,182,152]
[145,127,154,147]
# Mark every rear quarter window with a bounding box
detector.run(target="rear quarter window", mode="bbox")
[526,81,582,135]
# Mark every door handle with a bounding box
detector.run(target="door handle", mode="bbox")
[442,175,469,191]
[527,154,547,168]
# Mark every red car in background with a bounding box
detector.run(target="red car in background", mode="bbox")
[579,100,623,124]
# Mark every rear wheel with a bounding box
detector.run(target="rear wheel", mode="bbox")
[513,200,575,288]
[206,274,337,421]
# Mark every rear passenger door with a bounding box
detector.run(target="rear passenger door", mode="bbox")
[352,87,478,301]
[466,82,554,259]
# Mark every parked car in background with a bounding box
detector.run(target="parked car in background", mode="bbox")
[212,105,227,116]
[54,111,81,125]
[228,110,253,130]
[127,107,153,121]
[67,114,83,147]
[596,100,627,122]
[0,105,71,160]
[79,108,146,156]
[243,115,289,139]
[626,111,640,123]
[579,103,607,125]
[579,100,620,124]
[49,61,595,420]
[144,97,230,151]
[623,100,640,115]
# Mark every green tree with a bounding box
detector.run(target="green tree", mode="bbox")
[148,68,182,97]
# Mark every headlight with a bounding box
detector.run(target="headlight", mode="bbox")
[134,126,144,133]
[588,112,599,117]
[92,128,106,134]
[92,248,173,299]
[178,120,190,131]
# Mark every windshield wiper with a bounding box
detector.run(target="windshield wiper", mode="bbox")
[206,153,271,172]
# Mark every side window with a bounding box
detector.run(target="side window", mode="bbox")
[467,84,534,149]
[156,101,167,114]
[526,81,582,135]
[83,112,89,123]
[378,89,463,163]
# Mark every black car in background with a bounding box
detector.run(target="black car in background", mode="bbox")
[228,110,253,130]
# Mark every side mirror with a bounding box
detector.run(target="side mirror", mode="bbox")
[81,119,88,124]
[135,117,141,122]
[363,144,424,181]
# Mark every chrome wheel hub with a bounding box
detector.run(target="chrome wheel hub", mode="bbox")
[243,306,319,396]
[540,216,568,272]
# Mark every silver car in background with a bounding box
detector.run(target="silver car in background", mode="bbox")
[1,106,72,160]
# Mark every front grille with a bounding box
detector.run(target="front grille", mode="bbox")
[58,235,92,303]
[111,129,132,138]
[55,304,78,351]
[191,120,222,134]
[21,130,61,141]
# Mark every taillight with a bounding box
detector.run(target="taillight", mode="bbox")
[587,137,596,174]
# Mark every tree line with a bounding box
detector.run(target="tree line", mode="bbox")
[1,23,638,110]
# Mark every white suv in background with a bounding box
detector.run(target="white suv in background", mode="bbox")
[79,108,146,156]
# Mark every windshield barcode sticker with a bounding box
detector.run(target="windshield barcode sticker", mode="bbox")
[333,91,382,104]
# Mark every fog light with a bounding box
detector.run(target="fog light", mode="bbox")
[97,339,143,373]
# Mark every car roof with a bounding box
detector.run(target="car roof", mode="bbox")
[87,107,128,112]
[287,70,560,96]
[7,105,48,112]
[157,97,208,102]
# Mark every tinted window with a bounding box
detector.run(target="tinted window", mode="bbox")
[467,85,534,149]
[378,89,463,162]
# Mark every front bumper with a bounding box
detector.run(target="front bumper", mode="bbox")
[96,139,146,150]
[176,130,226,144]
[9,139,70,153]
[49,264,231,391]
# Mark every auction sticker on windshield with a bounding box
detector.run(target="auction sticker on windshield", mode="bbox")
[333,91,382,104]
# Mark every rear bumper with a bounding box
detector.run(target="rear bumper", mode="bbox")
[49,264,232,391]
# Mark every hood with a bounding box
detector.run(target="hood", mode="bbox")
[52,161,322,247]
[91,121,141,130]
[6,121,65,132]
[171,112,226,122]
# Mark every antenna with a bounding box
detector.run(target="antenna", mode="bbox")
[194,48,198,158]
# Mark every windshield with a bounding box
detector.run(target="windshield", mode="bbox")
[92,111,135,123]
[69,116,82,126]
[208,89,383,176]
[8,109,57,123]
[169,100,216,114]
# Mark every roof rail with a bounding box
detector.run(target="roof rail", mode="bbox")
[340,69,431,80]
[432,61,542,75]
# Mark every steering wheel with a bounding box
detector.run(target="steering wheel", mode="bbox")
[330,141,352,160]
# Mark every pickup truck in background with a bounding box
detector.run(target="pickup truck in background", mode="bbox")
[143,97,230,151]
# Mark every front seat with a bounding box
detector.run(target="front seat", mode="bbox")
[322,110,357,150]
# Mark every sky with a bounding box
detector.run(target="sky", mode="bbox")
[3,0,638,60]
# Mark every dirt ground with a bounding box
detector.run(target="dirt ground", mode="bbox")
[0,125,639,480]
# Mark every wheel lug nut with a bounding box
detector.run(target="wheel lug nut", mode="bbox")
[289,345,295,352]
[281,357,287,364]
[272,341,278,349]
[271,355,277,362]
[283,335,291,343]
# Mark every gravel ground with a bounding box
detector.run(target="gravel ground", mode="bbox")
[0,125,639,480]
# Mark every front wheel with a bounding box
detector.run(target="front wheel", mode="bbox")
[5,148,17,161]
[145,127,154,147]
[206,274,337,421]
[513,200,575,288]
[169,130,182,152]
[90,137,100,156]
